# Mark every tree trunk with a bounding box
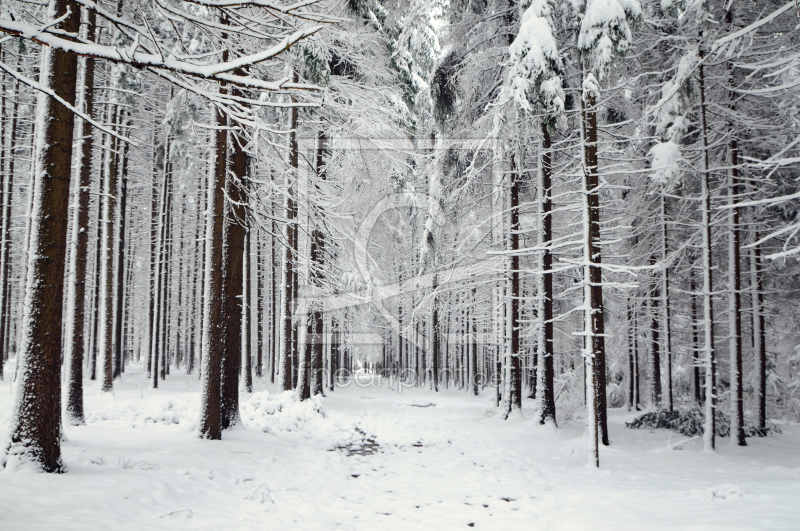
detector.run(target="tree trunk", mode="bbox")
[220,117,247,429]
[539,123,556,424]
[649,254,661,408]
[503,154,522,418]
[310,130,328,398]
[197,94,228,440]
[99,102,118,393]
[698,49,717,451]
[113,112,130,379]
[660,195,673,412]
[750,221,766,430]
[280,70,299,391]
[4,0,80,473]
[582,78,609,457]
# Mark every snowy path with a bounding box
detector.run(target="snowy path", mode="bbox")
[1,366,799,530]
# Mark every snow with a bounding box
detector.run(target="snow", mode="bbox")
[578,0,642,78]
[648,141,682,189]
[505,4,563,115]
[2,362,799,529]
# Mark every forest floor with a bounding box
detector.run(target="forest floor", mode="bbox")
[0,363,799,530]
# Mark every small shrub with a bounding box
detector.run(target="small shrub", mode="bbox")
[625,407,780,438]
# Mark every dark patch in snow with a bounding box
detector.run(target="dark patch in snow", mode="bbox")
[340,427,380,456]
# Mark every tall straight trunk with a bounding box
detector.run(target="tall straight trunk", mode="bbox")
[174,200,185,371]
[256,224,263,378]
[582,77,609,458]
[308,237,324,395]
[633,306,640,409]
[649,255,661,408]
[691,269,702,405]
[270,188,277,384]
[15,115,41,375]
[470,286,479,396]
[750,221,766,430]
[147,129,160,377]
[198,92,228,440]
[243,221,253,393]
[280,71,299,391]
[698,49,717,451]
[99,103,118,393]
[220,113,247,429]
[728,142,745,446]
[503,154,522,418]
[150,154,169,387]
[0,48,6,379]
[660,195,673,412]
[725,13,746,444]
[538,123,556,424]
[309,130,327,398]
[4,0,80,473]
[159,177,173,379]
[89,178,103,381]
[298,314,311,400]
[431,282,440,392]
[113,112,129,379]
[627,297,634,411]
[191,166,206,376]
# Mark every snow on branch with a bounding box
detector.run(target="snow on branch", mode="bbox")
[712,1,798,57]
[0,17,324,92]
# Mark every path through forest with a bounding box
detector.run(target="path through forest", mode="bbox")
[1,364,798,530]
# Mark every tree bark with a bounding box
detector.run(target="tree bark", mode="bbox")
[503,154,522,418]
[220,117,247,429]
[4,0,80,473]
[197,95,228,440]
[539,123,556,424]
[698,49,717,451]
[582,80,609,452]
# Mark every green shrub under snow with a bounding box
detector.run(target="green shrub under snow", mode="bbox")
[625,407,780,438]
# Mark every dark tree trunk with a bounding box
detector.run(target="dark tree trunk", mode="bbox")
[244,224,253,393]
[751,223,766,430]
[649,255,661,408]
[197,92,228,440]
[582,85,609,450]
[4,0,80,473]
[504,155,522,418]
[101,103,118,393]
[220,116,247,430]
[310,130,328,398]
[699,49,717,451]
[691,269,702,405]
[112,113,130,379]
[281,72,298,392]
[539,123,556,424]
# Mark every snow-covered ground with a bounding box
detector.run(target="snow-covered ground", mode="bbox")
[1,364,799,530]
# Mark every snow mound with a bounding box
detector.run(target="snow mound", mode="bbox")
[240,391,357,448]
[85,393,196,426]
